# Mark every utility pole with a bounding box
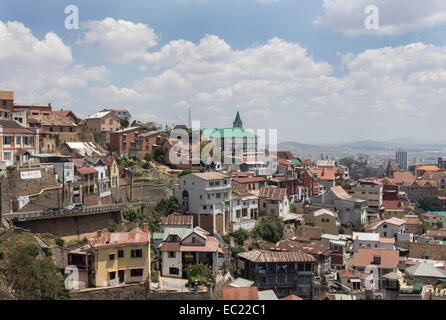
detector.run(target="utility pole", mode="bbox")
[61,162,65,208]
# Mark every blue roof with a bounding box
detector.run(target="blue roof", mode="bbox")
[427,211,446,217]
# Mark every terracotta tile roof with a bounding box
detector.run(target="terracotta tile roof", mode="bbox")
[402,217,421,225]
[404,180,437,187]
[91,228,149,248]
[280,294,303,300]
[353,248,399,269]
[426,229,446,238]
[160,236,220,253]
[161,213,193,226]
[394,172,415,184]
[337,269,359,279]
[77,167,97,175]
[379,238,395,244]
[382,200,403,210]
[222,287,259,300]
[313,168,336,181]
[409,242,446,260]
[0,91,14,100]
[422,171,446,180]
[29,114,76,127]
[238,249,316,263]
[258,186,287,200]
[417,165,440,172]
[232,177,266,184]
[277,151,296,160]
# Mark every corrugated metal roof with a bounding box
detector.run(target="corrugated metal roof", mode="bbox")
[238,249,315,263]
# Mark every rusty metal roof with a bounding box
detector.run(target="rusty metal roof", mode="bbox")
[238,249,315,263]
[258,186,287,200]
[161,213,193,226]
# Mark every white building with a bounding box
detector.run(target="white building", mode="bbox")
[369,217,406,239]
[257,186,290,218]
[177,172,231,235]
[231,184,258,231]
[352,232,395,252]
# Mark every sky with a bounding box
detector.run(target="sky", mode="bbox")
[1,0,446,144]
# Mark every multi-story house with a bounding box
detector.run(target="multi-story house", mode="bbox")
[353,232,395,252]
[312,209,340,235]
[271,239,331,275]
[101,108,131,122]
[402,180,437,203]
[312,168,336,190]
[320,234,348,269]
[368,217,406,240]
[177,172,231,235]
[311,186,368,227]
[352,248,399,289]
[268,176,301,203]
[303,168,320,197]
[237,249,316,298]
[231,184,258,231]
[421,171,446,195]
[79,111,121,133]
[68,227,151,288]
[351,179,383,212]
[257,186,290,218]
[28,114,78,151]
[0,120,38,167]
[159,226,223,278]
[232,176,266,191]
[85,157,111,201]
[109,127,166,158]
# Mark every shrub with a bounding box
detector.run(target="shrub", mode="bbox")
[229,229,250,246]
[5,242,70,300]
[151,271,159,283]
[231,246,245,257]
[122,208,138,222]
[55,237,65,247]
[154,196,183,215]
[185,263,215,286]
[252,217,283,243]
[106,220,118,232]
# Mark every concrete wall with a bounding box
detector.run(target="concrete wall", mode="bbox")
[16,211,122,241]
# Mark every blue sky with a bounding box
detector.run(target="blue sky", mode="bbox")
[1,0,446,144]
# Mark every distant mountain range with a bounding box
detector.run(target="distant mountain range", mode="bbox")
[277,140,446,160]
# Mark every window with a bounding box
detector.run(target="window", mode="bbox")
[168,251,176,258]
[118,250,124,258]
[130,269,144,277]
[102,119,105,124]
[3,152,11,161]
[16,136,21,145]
[109,119,113,125]
[3,136,11,145]
[169,267,179,275]
[109,254,115,261]
[23,137,30,146]
[59,127,63,132]
[109,271,116,280]
[131,249,143,258]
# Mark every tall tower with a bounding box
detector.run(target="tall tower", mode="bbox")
[233,111,243,128]
[395,146,408,172]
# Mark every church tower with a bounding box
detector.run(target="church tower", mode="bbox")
[233,111,243,128]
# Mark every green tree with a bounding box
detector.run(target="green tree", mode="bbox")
[352,219,364,232]
[120,118,129,128]
[418,197,443,212]
[154,196,183,216]
[436,221,444,229]
[252,217,284,243]
[185,263,215,286]
[178,169,192,177]
[228,229,250,246]
[4,243,70,300]
[152,146,167,164]
[55,237,65,247]
[144,152,153,162]
[122,208,138,222]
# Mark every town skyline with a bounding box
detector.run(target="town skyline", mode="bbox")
[1,0,446,143]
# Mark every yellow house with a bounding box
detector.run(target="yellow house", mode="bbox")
[313,208,339,235]
[88,227,151,287]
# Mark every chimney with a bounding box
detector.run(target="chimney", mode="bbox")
[143,223,149,233]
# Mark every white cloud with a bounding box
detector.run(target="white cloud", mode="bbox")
[315,0,446,36]
[79,18,158,63]
[0,20,108,107]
